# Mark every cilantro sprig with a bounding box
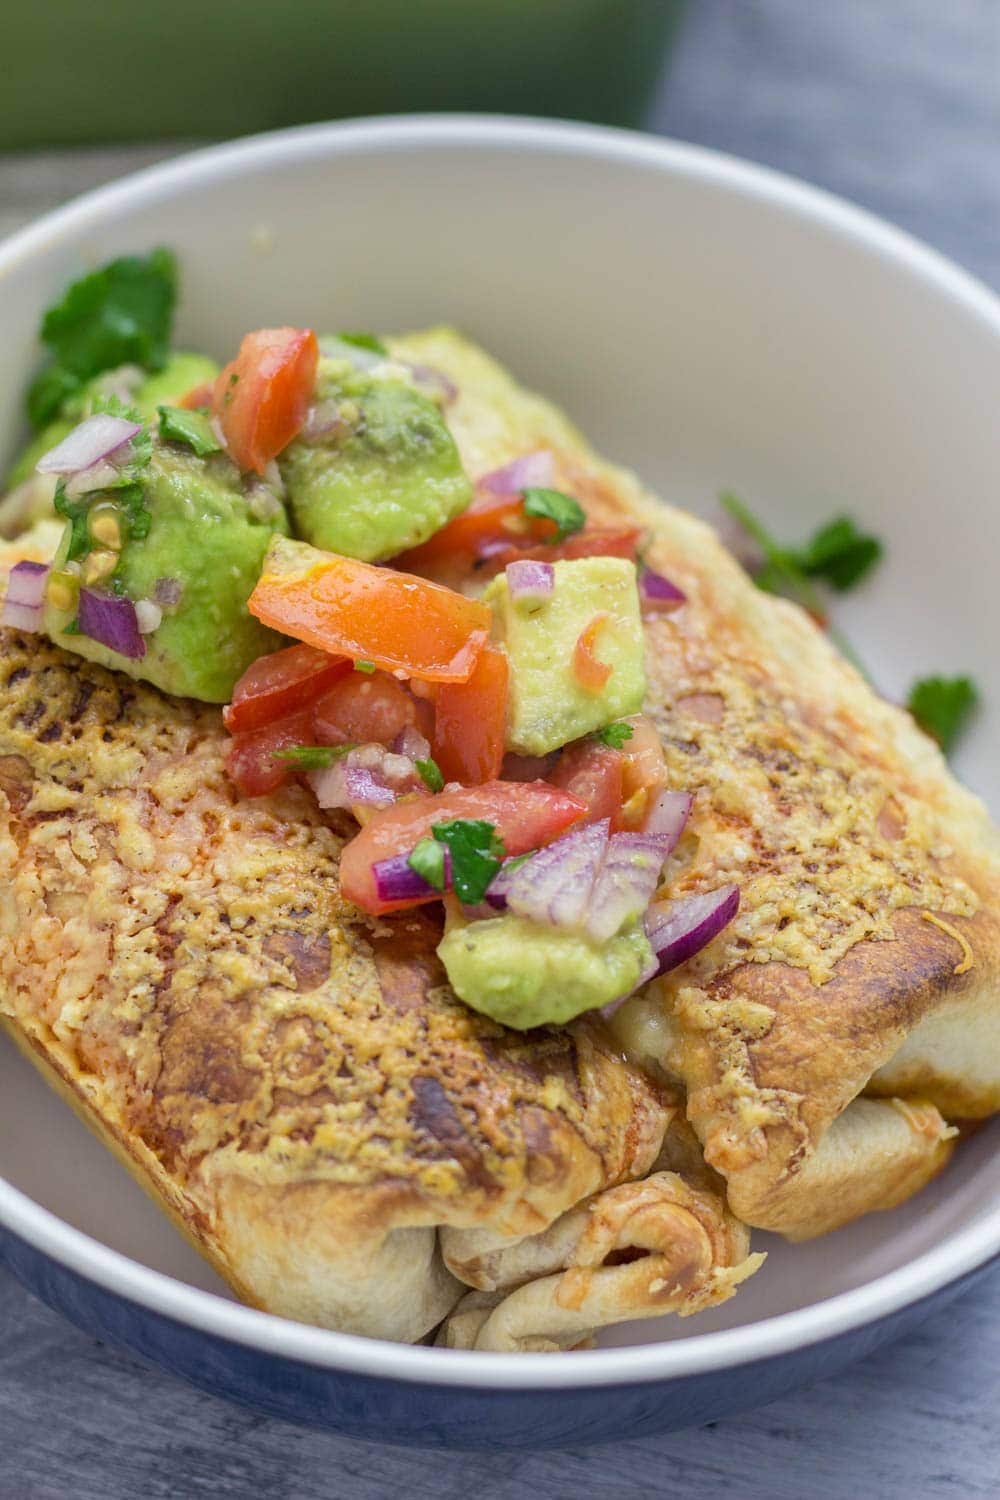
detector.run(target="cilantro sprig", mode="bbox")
[521,487,586,543]
[337,332,389,358]
[407,818,506,905]
[28,249,177,429]
[591,721,634,749]
[158,405,221,457]
[906,677,979,753]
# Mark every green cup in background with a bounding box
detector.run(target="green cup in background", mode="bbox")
[2,1,687,149]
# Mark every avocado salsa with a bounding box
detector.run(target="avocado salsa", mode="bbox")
[0,249,739,1030]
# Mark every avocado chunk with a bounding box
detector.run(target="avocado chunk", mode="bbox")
[438,912,653,1030]
[279,357,471,562]
[5,352,219,492]
[486,555,646,755]
[43,432,286,702]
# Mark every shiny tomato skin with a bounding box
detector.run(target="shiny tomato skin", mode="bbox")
[223,644,352,734]
[432,644,509,785]
[313,671,430,747]
[485,525,642,573]
[214,327,318,475]
[549,740,625,824]
[339,780,587,914]
[618,714,669,828]
[224,707,315,798]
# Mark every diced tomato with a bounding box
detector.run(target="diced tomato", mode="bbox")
[483,525,642,573]
[618,714,669,829]
[224,707,315,798]
[248,552,492,683]
[501,752,556,781]
[179,381,215,411]
[549,740,625,824]
[339,780,587,914]
[573,614,613,693]
[223,643,352,734]
[213,327,319,475]
[313,670,432,747]
[433,644,509,785]
[395,492,556,572]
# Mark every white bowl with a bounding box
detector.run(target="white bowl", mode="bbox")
[1,116,998,1448]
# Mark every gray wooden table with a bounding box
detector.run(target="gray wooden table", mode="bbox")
[2,2,999,1494]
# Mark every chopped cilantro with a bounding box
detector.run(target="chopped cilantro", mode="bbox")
[54,482,91,563]
[591,721,634,749]
[354,659,377,674]
[521,487,586,543]
[430,818,506,905]
[720,491,872,678]
[338,332,389,357]
[796,516,883,592]
[408,836,448,891]
[499,850,535,876]
[61,618,82,635]
[272,744,355,768]
[158,405,221,457]
[28,249,177,428]
[416,757,445,793]
[907,676,979,753]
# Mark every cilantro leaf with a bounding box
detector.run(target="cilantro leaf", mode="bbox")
[28,249,177,429]
[337,332,388,357]
[54,481,92,564]
[431,818,506,905]
[521,487,586,543]
[272,744,355,768]
[591,721,634,749]
[416,757,445,793]
[354,660,376,674]
[906,676,979,753]
[408,836,448,892]
[720,491,873,679]
[797,516,883,592]
[158,405,221,457]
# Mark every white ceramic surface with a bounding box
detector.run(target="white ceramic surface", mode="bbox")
[0,117,997,1388]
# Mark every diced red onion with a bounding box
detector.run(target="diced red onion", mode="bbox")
[643,789,693,852]
[153,577,183,608]
[585,832,669,943]
[36,414,141,476]
[645,885,740,976]
[403,362,458,405]
[309,761,395,810]
[506,559,554,604]
[639,566,686,612]
[486,820,609,925]
[77,588,146,659]
[300,398,347,442]
[134,599,162,634]
[392,725,432,761]
[373,848,453,903]
[478,449,555,495]
[1,557,49,632]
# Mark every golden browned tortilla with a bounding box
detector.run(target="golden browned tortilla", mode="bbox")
[392,328,1000,1243]
[1,327,996,1349]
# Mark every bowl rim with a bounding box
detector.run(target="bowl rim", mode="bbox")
[1,113,999,1392]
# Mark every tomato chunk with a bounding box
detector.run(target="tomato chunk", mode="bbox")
[483,525,642,573]
[249,552,492,682]
[549,740,625,824]
[339,780,587,914]
[395,492,556,572]
[179,380,215,411]
[313,670,431,747]
[213,327,319,475]
[618,714,669,828]
[433,644,509,785]
[223,643,352,734]
[573,614,613,692]
[224,707,315,798]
